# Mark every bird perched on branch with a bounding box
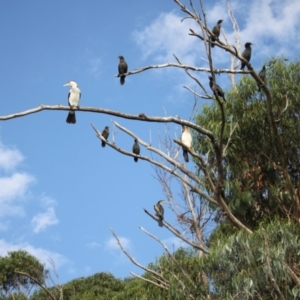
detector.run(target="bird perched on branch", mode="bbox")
[101,126,109,147]
[208,76,226,102]
[211,19,223,48]
[118,55,128,85]
[241,42,253,70]
[154,200,165,227]
[181,126,192,163]
[132,139,140,162]
[64,81,81,124]
[258,65,266,92]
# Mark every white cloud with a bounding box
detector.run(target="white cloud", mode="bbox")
[84,48,102,78]
[132,12,199,65]
[105,236,131,251]
[0,239,67,270]
[132,1,300,70]
[0,203,24,218]
[0,144,34,228]
[31,207,59,233]
[0,173,35,205]
[104,236,133,266]
[0,220,9,231]
[87,57,102,78]
[40,195,57,208]
[238,0,300,39]
[86,242,101,248]
[163,237,185,250]
[0,141,24,171]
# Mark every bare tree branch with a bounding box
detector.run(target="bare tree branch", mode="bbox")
[110,227,169,287]
[140,226,196,290]
[130,272,168,290]
[0,104,215,137]
[91,122,218,206]
[143,208,209,253]
[14,271,56,300]
[115,63,250,79]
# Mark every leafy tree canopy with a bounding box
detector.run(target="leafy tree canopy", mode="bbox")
[0,250,47,298]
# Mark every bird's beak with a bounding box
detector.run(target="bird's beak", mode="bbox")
[63,83,69,87]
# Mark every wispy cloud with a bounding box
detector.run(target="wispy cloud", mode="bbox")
[104,236,132,266]
[87,57,102,78]
[86,242,101,248]
[31,207,59,233]
[0,140,35,229]
[84,49,102,78]
[0,173,35,215]
[0,141,24,171]
[233,0,300,42]
[105,236,131,251]
[132,12,198,65]
[162,237,185,250]
[0,239,67,270]
[40,195,57,208]
[132,1,300,69]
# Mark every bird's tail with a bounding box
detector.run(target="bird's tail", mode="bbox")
[66,112,76,124]
[101,141,106,147]
[158,217,163,227]
[134,157,138,162]
[183,150,189,163]
[120,76,125,85]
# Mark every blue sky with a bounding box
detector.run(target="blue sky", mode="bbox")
[0,0,300,286]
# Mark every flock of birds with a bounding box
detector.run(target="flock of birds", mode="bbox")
[209,20,266,100]
[62,21,266,227]
[153,20,267,227]
[63,54,192,169]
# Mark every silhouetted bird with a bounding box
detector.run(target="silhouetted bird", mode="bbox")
[118,55,128,85]
[101,126,109,147]
[241,42,253,70]
[154,200,165,227]
[208,76,226,102]
[64,81,81,124]
[258,65,266,92]
[132,139,140,162]
[211,19,223,48]
[181,126,192,163]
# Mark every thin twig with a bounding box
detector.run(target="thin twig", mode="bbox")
[144,208,209,253]
[14,271,56,300]
[110,228,169,286]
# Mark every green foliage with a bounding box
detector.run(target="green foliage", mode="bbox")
[191,58,300,299]
[203,219,300,299]
[0,250,47,297]
[138,248,207,300]
[113,277,154,300]
[7,59,300,300]
[31,272,125,300]
[195,58,300,228]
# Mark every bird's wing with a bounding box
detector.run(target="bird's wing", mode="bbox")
[68,92,70,100]
[217,84,224,95]
[182,132,192,148]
